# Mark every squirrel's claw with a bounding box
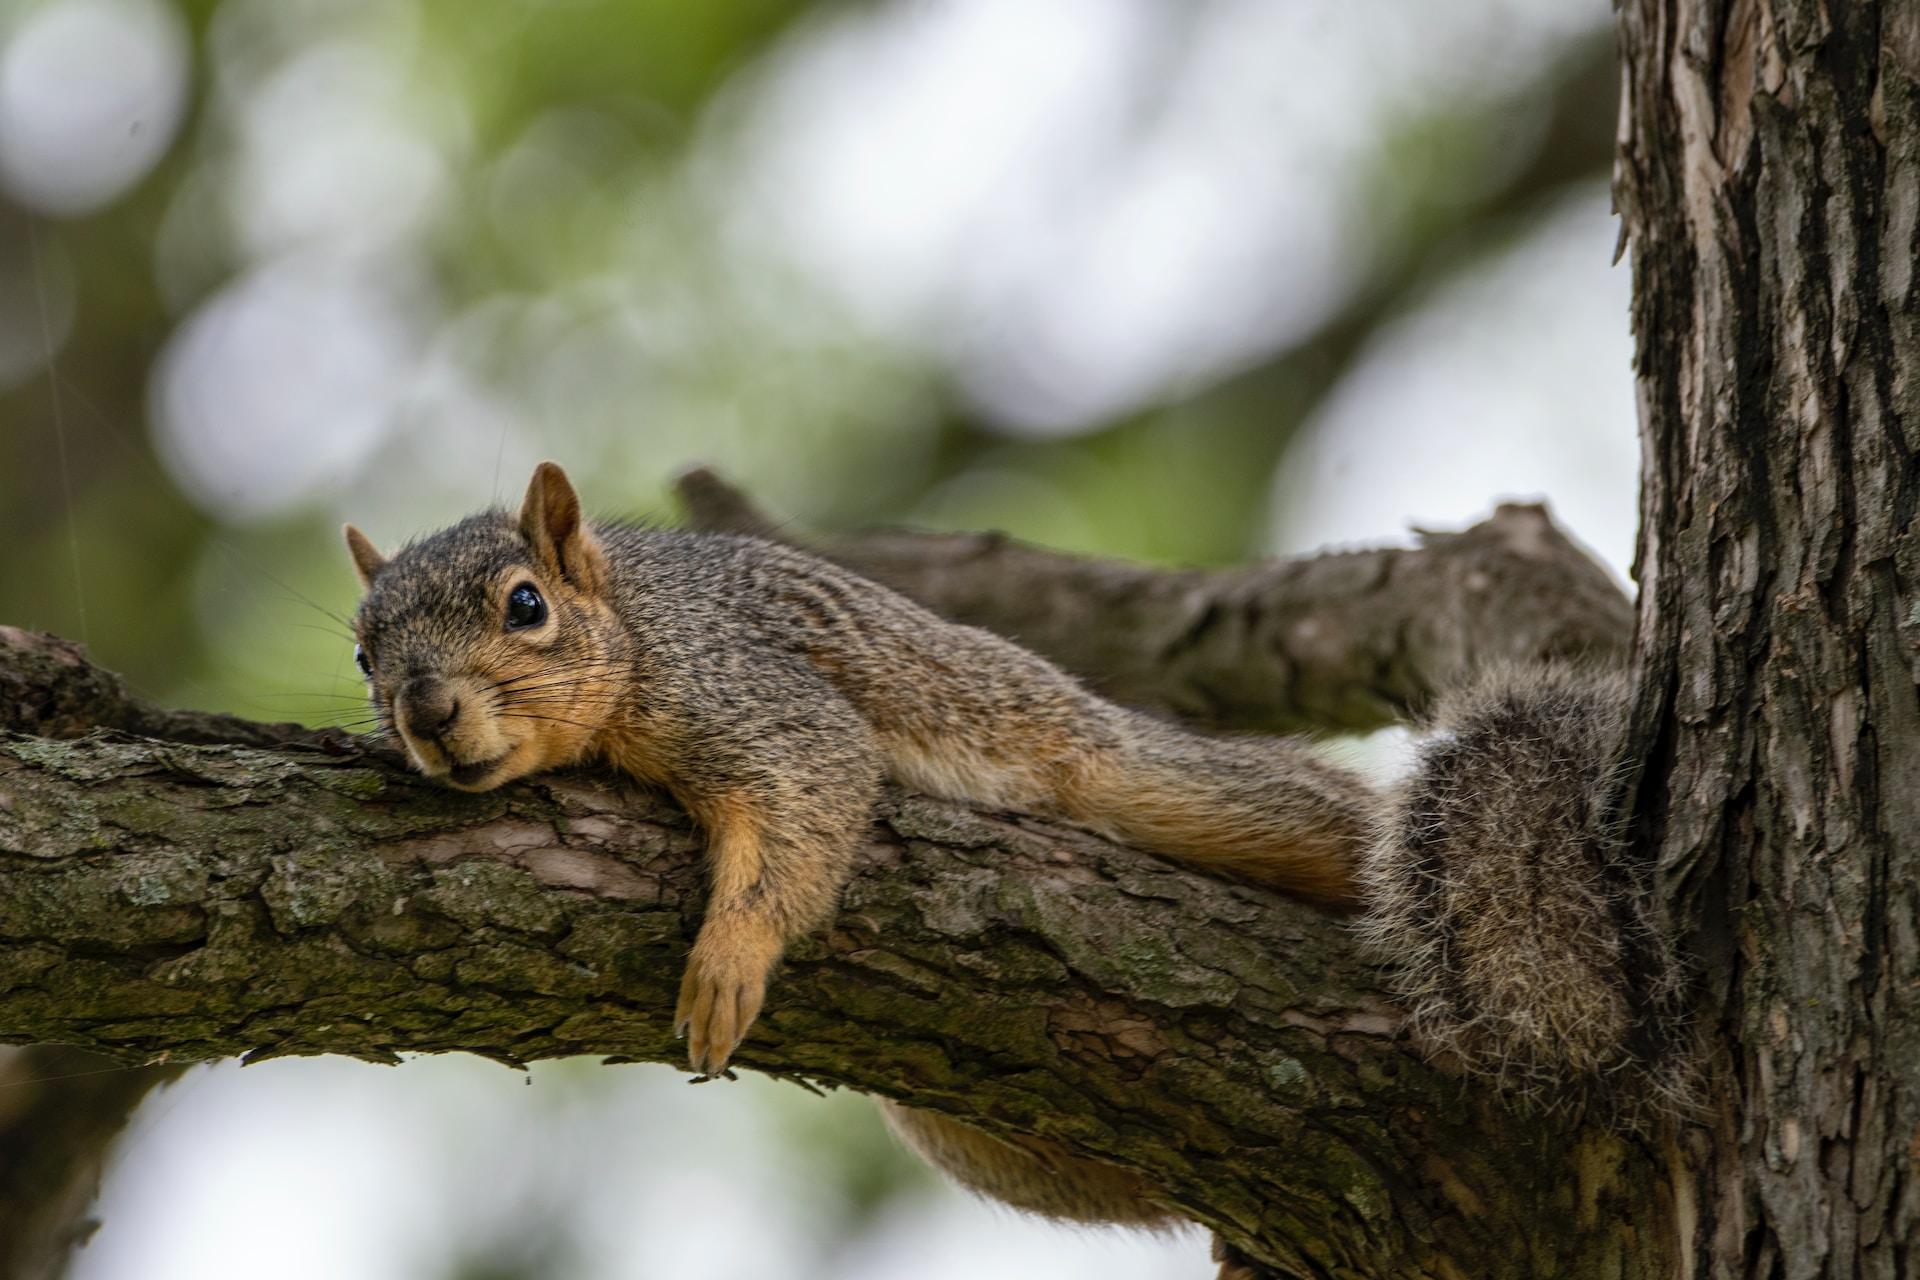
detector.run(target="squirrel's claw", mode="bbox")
[675,948,768,1077]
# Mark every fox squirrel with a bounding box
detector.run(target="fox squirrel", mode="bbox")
[343,462,1675,1269]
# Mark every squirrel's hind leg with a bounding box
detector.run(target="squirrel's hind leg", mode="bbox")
[1065,717,1375,910]
[882,1105,1273,1273]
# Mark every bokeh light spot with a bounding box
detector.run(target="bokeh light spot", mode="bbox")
[0,0,190,215]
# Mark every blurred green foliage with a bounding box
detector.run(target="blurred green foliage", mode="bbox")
[0,0,1612,723]
[0,0,1615,1266]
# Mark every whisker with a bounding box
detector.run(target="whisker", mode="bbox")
[490,680,633,698]
[288,621,358,642]
[491,657,636,677]
[492,691,628,706]
[249,692,371,705]
[488,690,629,711]
[494,712,607,732]
[493,667,635,693]
[496,693,631,707]
[494,705,629,720]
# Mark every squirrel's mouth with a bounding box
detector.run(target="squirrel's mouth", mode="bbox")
[446,753,510,788]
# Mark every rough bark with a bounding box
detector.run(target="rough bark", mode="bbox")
[1614,0,1920,1275]
[0,625,334,751]
[0,624,1679,1279]
[678,472,1634,733]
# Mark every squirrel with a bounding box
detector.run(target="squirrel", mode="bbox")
[343,462,1679,1270]
[342,461,1366,1256]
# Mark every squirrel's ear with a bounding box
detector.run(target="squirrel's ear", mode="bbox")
[343,524,387,590]
[518,461,607,594]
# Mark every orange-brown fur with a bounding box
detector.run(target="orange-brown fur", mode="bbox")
[1068,748,1364,909]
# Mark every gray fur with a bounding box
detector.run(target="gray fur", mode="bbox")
[1359,665,1695,1127]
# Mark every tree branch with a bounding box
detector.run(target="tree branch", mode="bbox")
[677,473,1635,733]
[0,625,339,751]
[0,628,1672,1277]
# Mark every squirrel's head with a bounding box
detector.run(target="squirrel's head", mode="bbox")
[343,461,628,792]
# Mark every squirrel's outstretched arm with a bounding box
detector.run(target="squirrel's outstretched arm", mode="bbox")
[632,676,883,1076]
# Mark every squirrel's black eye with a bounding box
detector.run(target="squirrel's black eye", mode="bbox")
[353,644,372,677]
[505,583,547,630]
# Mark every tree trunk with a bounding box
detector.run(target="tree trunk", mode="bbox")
[1615,0,1920,1274]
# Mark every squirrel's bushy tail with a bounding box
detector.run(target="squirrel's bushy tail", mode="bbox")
[1068,713,1374,909]
[1359,666,1695,1123]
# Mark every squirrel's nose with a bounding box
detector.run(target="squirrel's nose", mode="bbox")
[399,678,462,743]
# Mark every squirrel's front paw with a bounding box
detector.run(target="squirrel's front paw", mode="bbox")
[674,919,780,1075]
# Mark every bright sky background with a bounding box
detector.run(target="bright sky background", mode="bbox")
[73,1058,1211,1280]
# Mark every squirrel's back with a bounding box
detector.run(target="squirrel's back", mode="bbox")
[593,521,1371,907]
